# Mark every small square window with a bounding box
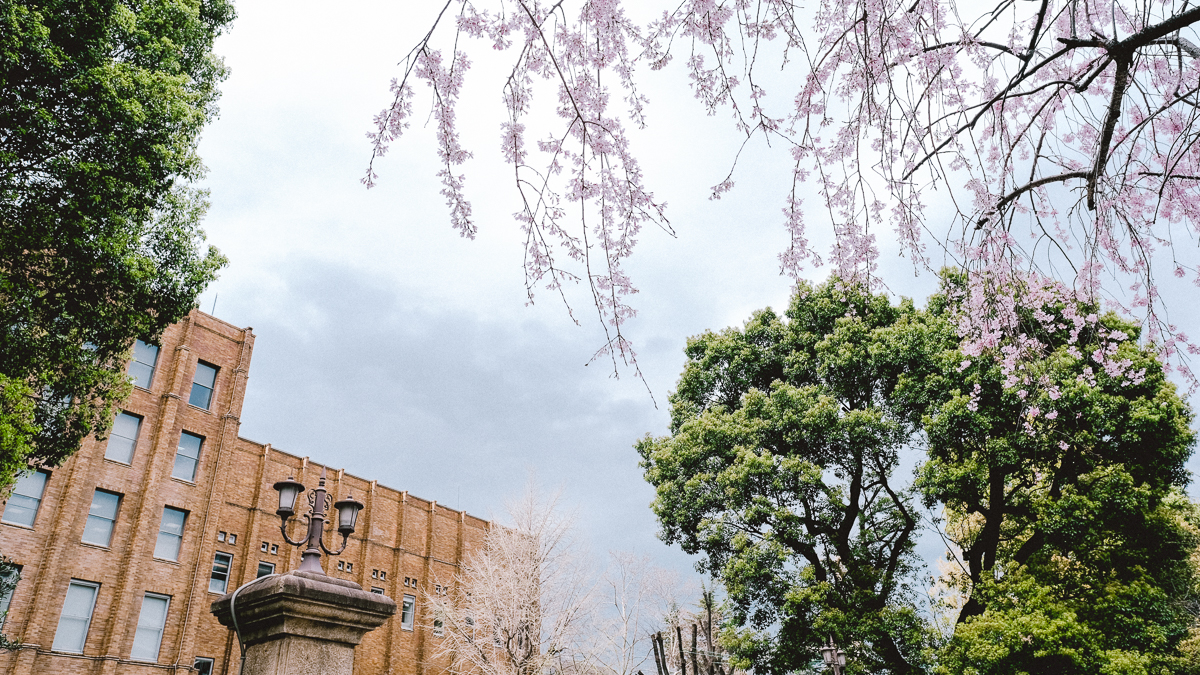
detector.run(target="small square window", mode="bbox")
[433,617,444,636]
[217,532,226,542]
[228,533,237,544]
[346,563,352,572]
[380,571,386,580]
[106,412,142,464]
[2,470,49,528]
[194,657,215,675]
[371,570,377,579]
[270,544,278,555]
[261,541,268,552]
[188,362,218,410]
[257,562,275,578]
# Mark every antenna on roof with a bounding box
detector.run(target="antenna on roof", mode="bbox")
[211,293,218,315]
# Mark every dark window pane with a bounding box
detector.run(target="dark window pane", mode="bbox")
[256,562,275,578]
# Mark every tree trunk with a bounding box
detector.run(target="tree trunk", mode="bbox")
[690,624,698,675]
[676,625,687,675]
[653,632,668,675]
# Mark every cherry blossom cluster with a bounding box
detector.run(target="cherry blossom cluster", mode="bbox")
[368,0,1200,382]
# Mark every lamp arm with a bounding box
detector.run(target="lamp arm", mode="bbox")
[278,516,310,547]
[320,532,350,556]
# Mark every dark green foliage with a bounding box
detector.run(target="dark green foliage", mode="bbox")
[639,280,952,674]
[914,278,1197,674]
[0,0,233,487]
[641,275,1199,675]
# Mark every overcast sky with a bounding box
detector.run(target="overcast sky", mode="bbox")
[192,0,1200,580]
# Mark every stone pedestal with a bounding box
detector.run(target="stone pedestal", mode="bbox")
[211,571,396,675]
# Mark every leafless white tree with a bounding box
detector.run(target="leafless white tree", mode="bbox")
[426,484,594,675]
[425,484,692,675]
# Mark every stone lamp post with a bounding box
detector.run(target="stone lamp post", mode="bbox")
[211,469,395,675]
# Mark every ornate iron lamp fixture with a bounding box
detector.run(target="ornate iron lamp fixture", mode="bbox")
[819,636,847,675]
[272,467,365,573]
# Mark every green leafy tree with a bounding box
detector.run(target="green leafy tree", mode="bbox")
[640,276,1200,675]
[0,0,233,488]
[912,277,1197,674]
[637,280,951,675]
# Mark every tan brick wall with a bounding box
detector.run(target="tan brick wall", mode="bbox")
[0,311,489,675]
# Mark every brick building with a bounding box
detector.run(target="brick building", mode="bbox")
[0,310,488,675]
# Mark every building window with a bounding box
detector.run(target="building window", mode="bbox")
[269,544,278,555]
[371,587,385,595]
[2,470,49,528]
[209,552,233,594]
[188,361,218,410]
[260,541,268,552]
[217,531,226,542]
[257,562,275,578]
[194,657,216,675]
[433,616,444,636]
[228,533,237,544]
[105,412,142,464]
[52,580,99,653]
[0,565,21,631]
[129,340,160,389]
[173,432,203,482]
[400,594,415,631]
[154,507,187,561]
[130,592,170,662]
[81,490,121,547]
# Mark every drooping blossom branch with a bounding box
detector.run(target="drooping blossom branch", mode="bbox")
[370,0,1200,385]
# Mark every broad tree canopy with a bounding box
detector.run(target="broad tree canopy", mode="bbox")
[639,276,1198,674]
[0,0,233,486]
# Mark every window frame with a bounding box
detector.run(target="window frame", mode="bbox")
[105,411,142,465]
[172,431,204,483]
[188,361,218,410]
[52,579,99,654]
[154,506,187,562]
[209,552,233,594]
[193,657,216,675]
[400,594,416,631]
[1,469,50,528]
[129,340,160,390]
[81,489,121,547]
[0,564,21,631]
[256,561,276,578]
[130,592,171,662]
